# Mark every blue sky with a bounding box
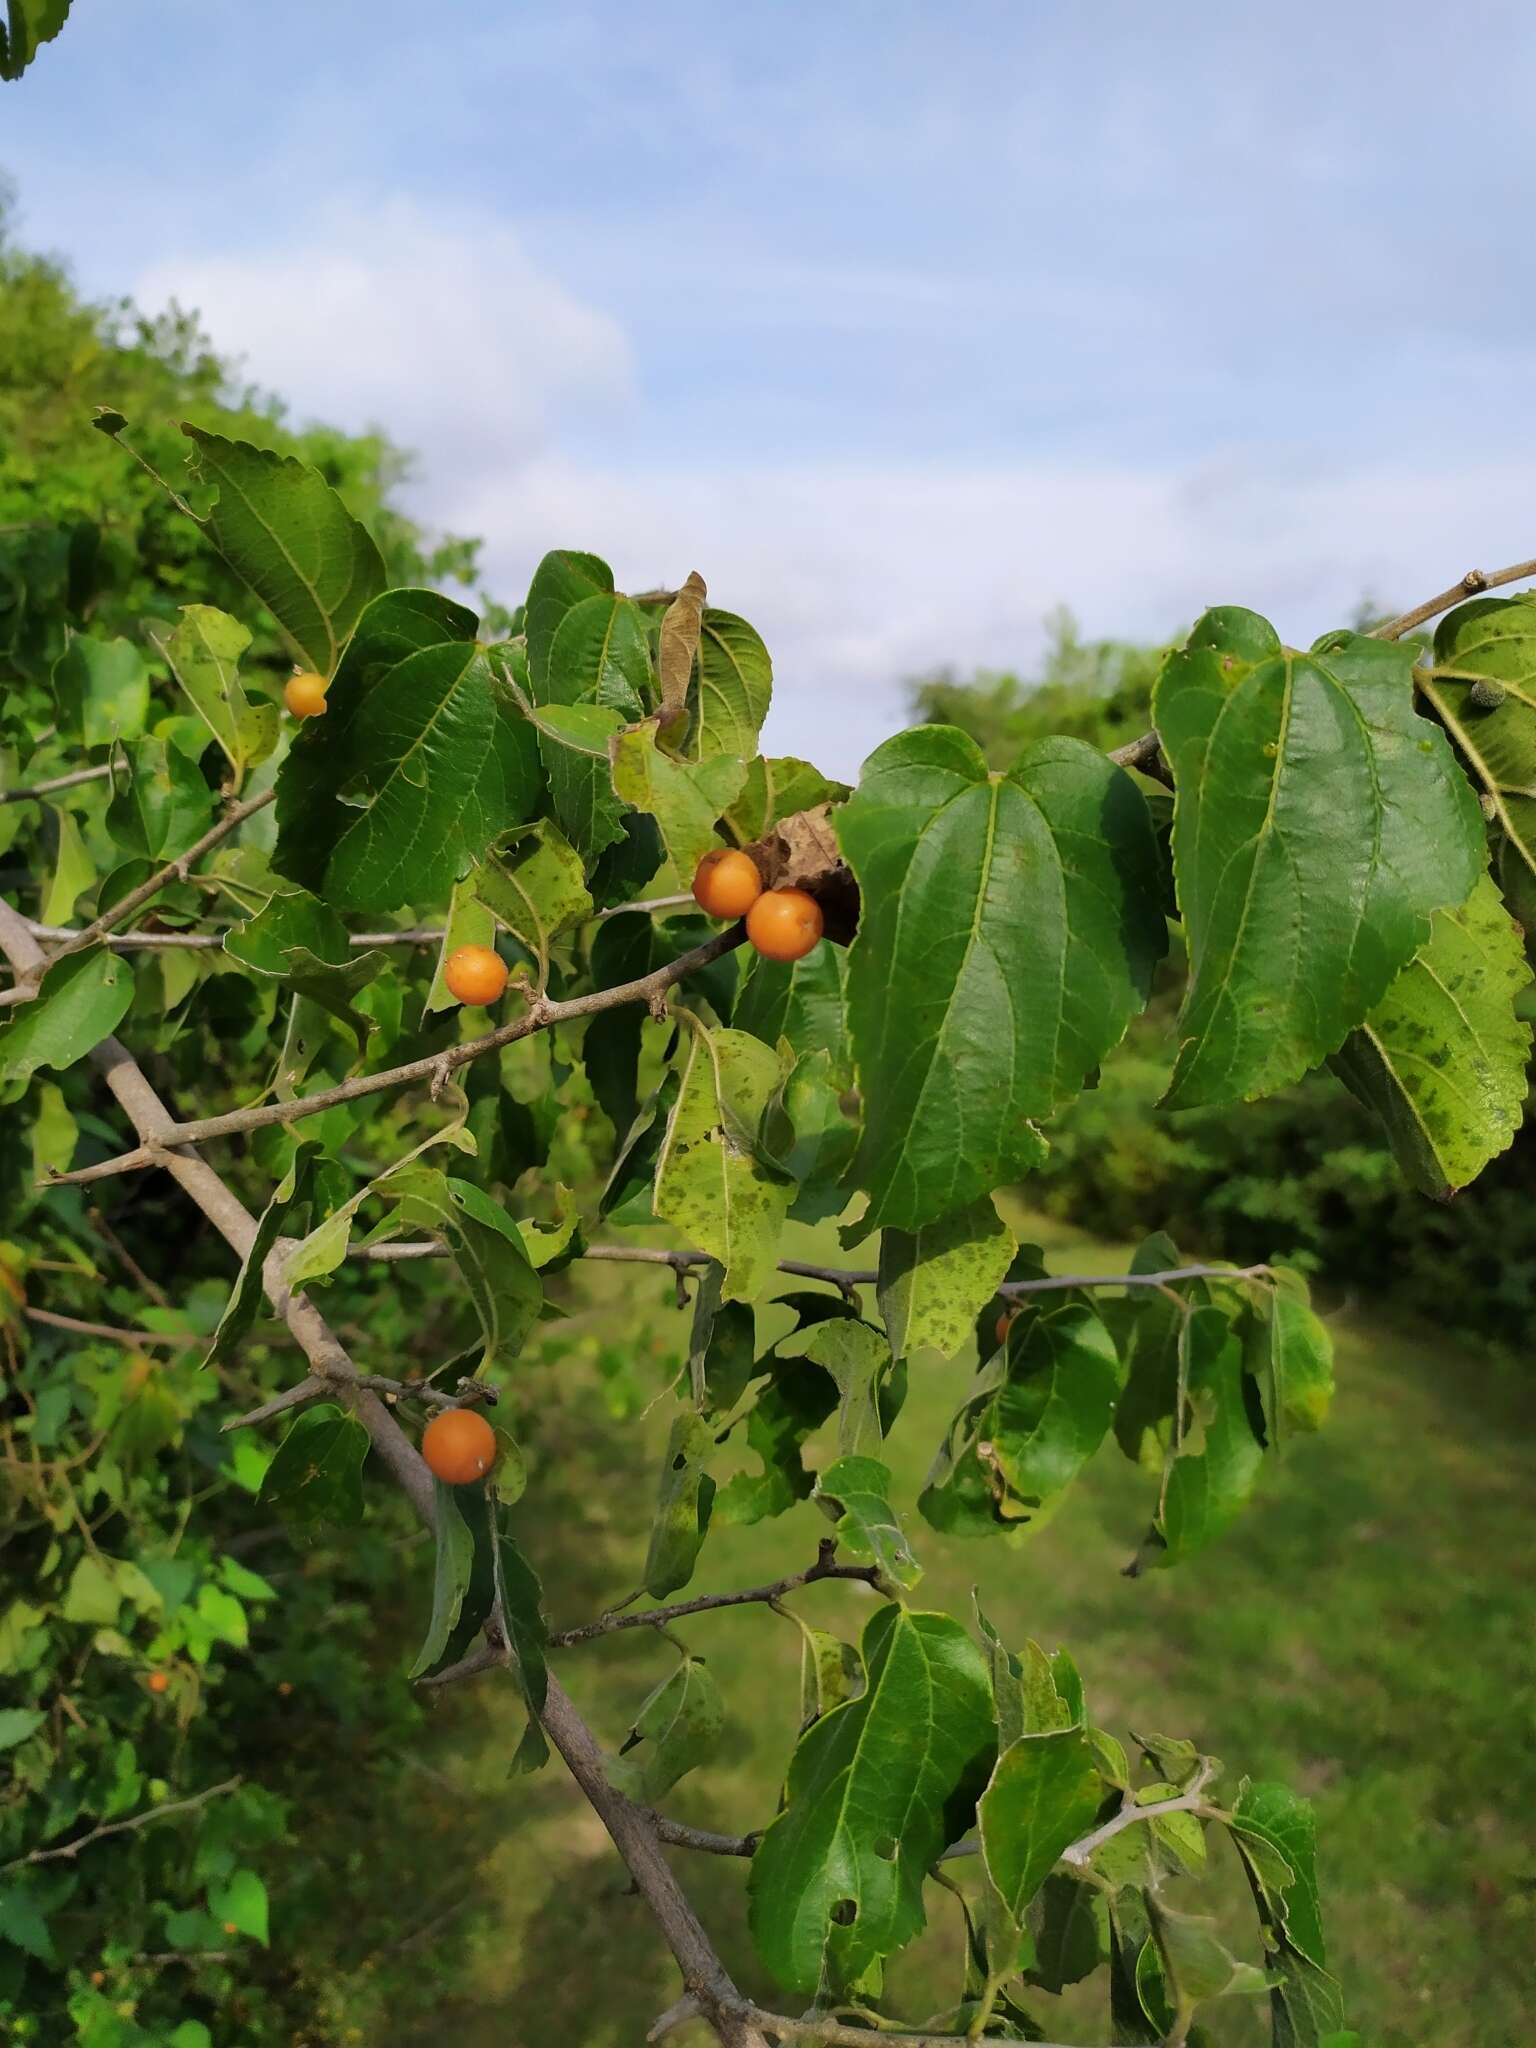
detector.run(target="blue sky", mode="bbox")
[6,1,1536,773]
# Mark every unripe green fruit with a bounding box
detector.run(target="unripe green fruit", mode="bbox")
[1469,677,1507,710]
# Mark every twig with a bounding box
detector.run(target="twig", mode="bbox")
[739,2009,1086,2048]
[1106,729,1169,785]
[647,1814,758,1858]
[24,1306,195,1348]
[221,1369,497,1433]
[594,892,695,920]
[1373,555,1536,642]
[23,919,445,950]
[650,1993,705,2041]
[0,762,115,805]
[550,1541,880,1648]
[1059,1760,1218,1868]
[0,788,277,1009]
[0,1776,242,1874]
[46,925,747,1182]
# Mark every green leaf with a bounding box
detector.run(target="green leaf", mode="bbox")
[686,1262,756,1416]
[274,588,540,913]
[1148,1304,1264,1567]
[642,1412,717,1599]
[733,942,849,1066]
[40,803,95,924]
[724,756,848,843]
[106,737,213,860]
[921,1302,1121,1536]
[748,1604,994,1995]
[0,0,73,80]
[793,1620,865,1729]
[0,948,134,1086]
[979,1724,1102,1929]
[499,1529,550,1772]
[1245,1269,1333,1442]
[52,632,149,746]
[687,609,773,761]
[207,1866,268,1946]
[257,1403,369,1528]
[609,1656,724,1803]
[761,1045,860,1224]
[877,1200,1017,1361]
[0,1880,56,1962]
[654,1020,792,1301]
[1426,592,1536,887]
[182,425,387,676]
[716,1360,838,1524]
[800,1318,893,1458]
[62,1555,121,1626]
[813,1455,921,1591]
[473,820,593,984]
[1330,875,1532,1196]
[610,719,749,883]
[1231,1780,1326,1969]
[527,697,631,866]
[524,550,613,699]
[837,726,1164,1229]
[1146,1901,1268,2027]
[1155,610,1484,1108]
[409,1480,480,1678]
[153,605,277,788]
[387,1169,542,1374]
[1106,1233,1197,1470]
[1032,1873,1104,1992]
[0,1708,44,1752]
[545,590,652,716]
[204,1141,320,1369]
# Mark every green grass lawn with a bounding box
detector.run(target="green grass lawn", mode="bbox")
[395,1212,1536,2048]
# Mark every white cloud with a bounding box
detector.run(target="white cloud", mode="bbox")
[456,451,1536,781]
[135,196,633,480]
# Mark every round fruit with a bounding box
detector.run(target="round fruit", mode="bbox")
[443,944,509,1007]
[284,671,328,719]
[995,1310,1016,1348]
[147,1671,169,1695]
[422,1407,498,1485]
[692,848,763,920]
[746,887,824,962]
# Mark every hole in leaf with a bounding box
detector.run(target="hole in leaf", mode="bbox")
[671,1454,688,1471]
[873,1837,898,1862]
[830,1898,858,1926]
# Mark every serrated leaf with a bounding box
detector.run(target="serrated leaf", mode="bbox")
[760,1045,859,1223]
[610,719,748,882]
[1245,1268,1333,1443]
[0,1709,44,1752]
[154,605,277,788]
[257,1403,369,1528]
[205,1140,320,1370]
[0,0,72,80]
[654,1020,792,1301]
[409,1480,480,1678]
[52,632,149,746]
[642,1412,717,1599]
[813,1455,921,1590]
[1426,592,1536,888]
[733,941,850,1066]
[725,756,849,843]
[979,1724,1102,1933]
[1156,610,1484,1108]
[837,726,1164,1230]
[1105,1233,1198,1470]
[1148,1304,1264,1567]
[748,1604,994,1996]
[473,819,592,985]
[716,1359,838,1524]
[527,697,631,866]
[524,550,613,698]
[609,1656,724,1804]
[686,608,773,760]
[0,948,134,1086]
[1330,874,1531,1195]
[182,425,387,676]
[274,588,540,913]
[1032,1874,1104,1992]
[1231,1781,1326,1968]
[920,1302,1121,1536]
[387,1169,542,1373]
[877,1199,1017,1362]
[106,736,212,860]
[546,590,652,716]
[800,1318,892,1457]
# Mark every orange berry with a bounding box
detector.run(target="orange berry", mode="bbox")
[995,1310,1017,1348]
[284,671,328,719]
[277,1681,293,1697]
[443,943,508,1007]
[422,1407,498,1485]
[692,848,763,920]
[146,1671,169,1695]
[746,888,823,963]
[223,1921,238,1936]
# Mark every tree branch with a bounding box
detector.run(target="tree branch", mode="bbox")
[738,2009,1088,2048]
[1,762,115,805]
[44,924,747,1182]
[0,892,772,2048]
[0,788,277,1009]
[24,1306,195,1348]
[1372,554,1536,642]
[221,1369,498,1432]
[647,1814,759,1858]
[23,919,445,951]
[549,1541,881,1648]
[0,1776,242,1875]
[1059,1760,1218,1868]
